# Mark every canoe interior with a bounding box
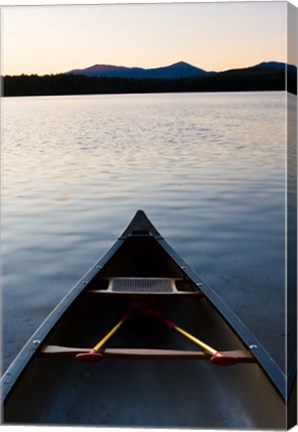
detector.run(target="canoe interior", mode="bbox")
[3,234,286,428]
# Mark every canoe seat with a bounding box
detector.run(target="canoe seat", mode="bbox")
[87,278,203,296]
[110,278,175,293]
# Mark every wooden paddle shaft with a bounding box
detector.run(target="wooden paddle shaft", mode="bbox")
[161,318,239,365]
[93,319,125,352]
[151,310,218,356]
[173,325,217,356]
[92,309,132,352]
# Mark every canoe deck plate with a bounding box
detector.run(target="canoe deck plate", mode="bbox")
[109,278,176,293]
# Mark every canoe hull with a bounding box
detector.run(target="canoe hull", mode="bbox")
[3,360,285,429]
[3,294,286,429]
[1,211,292,429]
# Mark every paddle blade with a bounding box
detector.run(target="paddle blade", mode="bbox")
[75,350,104,363]
[210,352,239,366]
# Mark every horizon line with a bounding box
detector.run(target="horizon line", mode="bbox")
[3,59,296,77]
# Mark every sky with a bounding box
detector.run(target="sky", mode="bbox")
[0,1,292,76]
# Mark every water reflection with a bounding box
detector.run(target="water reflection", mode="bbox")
[1,92,288,371]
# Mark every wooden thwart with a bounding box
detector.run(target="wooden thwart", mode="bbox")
[40,345,255,362]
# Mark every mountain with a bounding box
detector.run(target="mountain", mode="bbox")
[66,61,214,79]
[66,60,297,80]
[255,61,297,73]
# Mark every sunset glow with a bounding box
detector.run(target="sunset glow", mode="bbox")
[1,2,288,76]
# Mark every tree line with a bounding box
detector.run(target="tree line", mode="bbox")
[2,67,297,96]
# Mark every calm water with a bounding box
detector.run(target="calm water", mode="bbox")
[1,92,290,372]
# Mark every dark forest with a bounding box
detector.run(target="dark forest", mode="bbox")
[2,67,297,97]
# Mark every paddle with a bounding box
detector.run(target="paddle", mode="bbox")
[143,308,239,366]
[75,309,133,362]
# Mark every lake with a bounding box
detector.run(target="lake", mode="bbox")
[1,91,291,372]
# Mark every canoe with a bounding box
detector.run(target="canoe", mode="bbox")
[1,210,296,429]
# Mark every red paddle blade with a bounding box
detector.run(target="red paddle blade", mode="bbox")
[210,352,239,366]
[75,350,104,363]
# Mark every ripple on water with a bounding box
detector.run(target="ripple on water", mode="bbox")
[1,92,288,371]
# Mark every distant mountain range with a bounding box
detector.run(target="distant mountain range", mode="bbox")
[66,61,213,79]
[3,60,297,96]
[66,60,296,79]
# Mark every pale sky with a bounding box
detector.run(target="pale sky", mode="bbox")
[1,1,289,76]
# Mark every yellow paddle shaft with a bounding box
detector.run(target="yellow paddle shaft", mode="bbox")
[93,320,125,352]
[174,325,217,356]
